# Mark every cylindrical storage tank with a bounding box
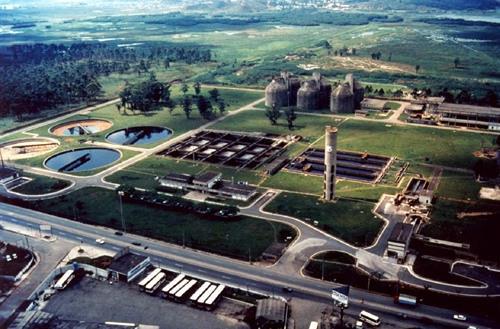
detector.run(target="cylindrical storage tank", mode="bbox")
[265,79,289,108]
[297,81,320,111]
[353,80,365,109]
[330,83,354,113]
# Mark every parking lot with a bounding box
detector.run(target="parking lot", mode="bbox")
[43,277,250,329]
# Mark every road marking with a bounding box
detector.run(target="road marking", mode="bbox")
[110,246,120,250]
[59,232,67,236]
[197,269,206,273]
[10,218,18,223]
[222,275,230,280]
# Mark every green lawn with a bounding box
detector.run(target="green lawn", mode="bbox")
[385,102,401,110]
[12,174,71,195]
[265,192,383,246]
[212,109,344,144]
[27,187,296,260]
[261,171,324,195]
[336,180,400,202]
[435,170,484,201]
[335,120,494,169]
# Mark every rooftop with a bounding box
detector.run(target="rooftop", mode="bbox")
[388,223,413,244]
[163,173,193,184]
[219,182,257,197]
[256,298,286,323]
[193,172,221,184]
[437,103,500,117]
[108,253,148,274]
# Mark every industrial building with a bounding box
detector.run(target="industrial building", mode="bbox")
[288,148,391,183]
[387,222,414,262]
[0,166,20,186]
[158,171,257,201]
[265,72,364,113]
[255,298,288,329]
[158,130,290,170]
[107,250,150,283]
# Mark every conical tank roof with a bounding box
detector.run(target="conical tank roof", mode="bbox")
[332,82,354,98]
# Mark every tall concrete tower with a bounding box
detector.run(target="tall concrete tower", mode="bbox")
[323,126,337,201]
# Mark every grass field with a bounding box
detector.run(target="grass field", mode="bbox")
[261,171,324,195]
[11,174,71,195]
[265,192,383,246]
[27,187,296,260]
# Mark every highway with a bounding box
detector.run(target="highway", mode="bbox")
[0,203,497,329]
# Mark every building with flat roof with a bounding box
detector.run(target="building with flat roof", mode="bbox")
[256,298,287,329]
[192,172,222,189]
[108,251,150,283]
[436,103,500,131]
[387,223,414,262]
[360,98,388,111]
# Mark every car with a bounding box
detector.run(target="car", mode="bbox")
[131,241,141,246]
[355,321,363,329]
[95,238,105,244]
[467,326,477,329]
[282,286,293,293]
[453,314,467,321]
[114,231,123,236]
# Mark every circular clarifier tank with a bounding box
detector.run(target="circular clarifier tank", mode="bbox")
[50,119,113,137]
[44,147,121,173]
[105,126,172,145]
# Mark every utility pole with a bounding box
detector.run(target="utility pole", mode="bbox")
[118,191,126,232]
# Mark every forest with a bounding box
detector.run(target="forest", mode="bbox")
[0,42,212,119]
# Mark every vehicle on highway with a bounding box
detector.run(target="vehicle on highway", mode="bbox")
[467,326,477,329]
[395,294,417,307]
[282,286,293,293]
[355,320,363,328]
[132,241,142,246]
[114,231,123,236]
[95,238,105,244]
[359,310,380,326]
[453,314,467,321]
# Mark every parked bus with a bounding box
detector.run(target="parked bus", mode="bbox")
[174,279,198,302]
[197,284,217,306]
[168,279,190,298]
[359,310,381,326]
[145,272,166,294]
[138,268,161,291]
[308,321,319,329]
[54,269,75,290]
[161,273,186,297]
[189,282,211,305]
[204,284,225,310]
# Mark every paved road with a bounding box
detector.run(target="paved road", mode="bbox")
[0,203,497,329]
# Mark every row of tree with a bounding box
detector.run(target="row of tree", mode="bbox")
[265,103,297,130]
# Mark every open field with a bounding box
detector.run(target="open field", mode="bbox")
[11,174,71,195]
[23,187,295,260]
[265,192,382,247]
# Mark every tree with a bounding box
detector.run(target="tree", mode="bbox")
[415,64,420,73]
[378,88,385,97]
[393,89,403,98]
[456,89,472,104]
[216,99,227,116]
[208,88,220,103]
[482,90,498,107]
[454,57,460,68]
[166,99,176,115]
[265,103,281,125]
[193,82,201,96]
[196,95,213,120]
[285,108,297,130]
[115,104,121,113]
[181,83,189,95]
[182,96,192,119]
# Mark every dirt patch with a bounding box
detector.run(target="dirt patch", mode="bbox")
[50,119,112,136]
[320,56,415,74]
[0,137,60,160]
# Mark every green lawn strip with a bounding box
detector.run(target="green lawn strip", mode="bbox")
[261,171,324,195]
[265,192,383,247]
[11,174,71,195]
[336,180,401,202]
[435,170,484,201]
[211,110,343,144]
[28,187,296,260]
[385,102,401,110]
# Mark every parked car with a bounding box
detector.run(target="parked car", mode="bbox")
[114,231,123,236]
[131,241,141,246]
[282,286,293,293]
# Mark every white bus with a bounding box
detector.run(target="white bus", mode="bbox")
[204,284,225,309]
[174,279,198,301]
[168,279,190,297]
[138,268,161,291]
[54,269,75,290]
[161,274,186,297]
[359,310,381,326]
[145,272,166,294]
[197,284,217,306]
[308,321,319,329]
[189,282,211,304]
